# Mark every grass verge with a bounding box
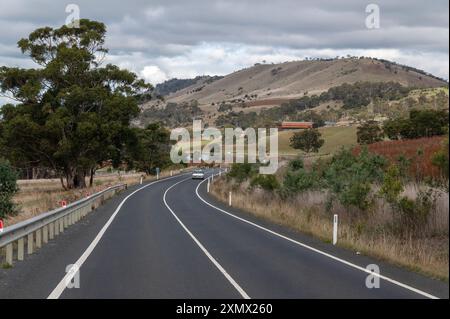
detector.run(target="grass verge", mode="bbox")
[210,178,449,281]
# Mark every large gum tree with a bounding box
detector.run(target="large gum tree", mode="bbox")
[0,19,151,189]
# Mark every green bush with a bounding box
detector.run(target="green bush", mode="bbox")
[282,169,321,193]
[288,158,304,171]
[396,189,436,233]
[227,163,258,183]
[281,148,386,211]
[379,165,404,204]
[250,174,279,191]
[0,159,19,218]
[323,148,386,211]
[357,121,383,145]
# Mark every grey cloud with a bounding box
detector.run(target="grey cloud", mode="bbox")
[0,0,448,80]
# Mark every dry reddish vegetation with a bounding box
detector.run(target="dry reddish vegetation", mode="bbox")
[353,136,445,179]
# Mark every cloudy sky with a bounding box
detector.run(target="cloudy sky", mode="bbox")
[0,0,448,94]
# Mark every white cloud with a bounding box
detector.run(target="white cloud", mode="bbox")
[140,65,168,84]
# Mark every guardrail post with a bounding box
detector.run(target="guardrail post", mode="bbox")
[18,238,24,261]
[59,218,64,233]
[36,228,42,248]
[27,233,33,255]
[5,243,13,265]
[43,225,48,244]
[54,221,59,236]
[49,222,54,239]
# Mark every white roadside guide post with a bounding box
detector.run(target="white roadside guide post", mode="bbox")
[140,176,143,185]
[333,214,338,245]
[207,178,210,192]
[170,170,173,176]
[229,191,232,206]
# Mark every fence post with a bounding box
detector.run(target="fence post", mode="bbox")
[333,214,338,245]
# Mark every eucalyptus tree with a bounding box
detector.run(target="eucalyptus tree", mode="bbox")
[0,20,151,189]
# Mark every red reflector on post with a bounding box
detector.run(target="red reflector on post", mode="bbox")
[0,219,4,232]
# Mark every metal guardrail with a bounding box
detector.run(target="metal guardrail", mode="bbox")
[0,184,128,266]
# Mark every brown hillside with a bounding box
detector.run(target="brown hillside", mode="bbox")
[146,57,446,109]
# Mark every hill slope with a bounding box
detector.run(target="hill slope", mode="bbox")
[152,57,447,107]
[137,57,447,128]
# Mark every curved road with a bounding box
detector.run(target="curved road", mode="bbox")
[0,170,448,299]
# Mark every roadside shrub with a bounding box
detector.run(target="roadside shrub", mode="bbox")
[0,159,19,218]
[379,165,404,204]
[250,174,279,191]
[396,189,437,234]
[379,164,438,234]
[227,163,258,183]
[282,169,321,193]
[324,148,386,211]
[288,158,304,171]
[281,148,386,211]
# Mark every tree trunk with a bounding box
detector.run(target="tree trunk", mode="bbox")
[60,175,68,191]
[73,170,87,188]
[89,168,95,187]
[65,168,87,189]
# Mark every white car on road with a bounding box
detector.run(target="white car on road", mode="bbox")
[192,169,205,179]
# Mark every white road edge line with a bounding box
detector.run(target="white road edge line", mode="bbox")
[47,173,189,299]
[163,176,251,299]
[195,171,439,300]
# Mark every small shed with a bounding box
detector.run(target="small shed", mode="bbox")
[280,121,314,130]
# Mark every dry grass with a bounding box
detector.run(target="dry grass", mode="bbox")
[210,178,449,280]
[5,169,181,227]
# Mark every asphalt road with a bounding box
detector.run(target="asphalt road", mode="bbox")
[0,170,448,299]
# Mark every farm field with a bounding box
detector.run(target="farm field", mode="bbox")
[6,169,181,227]
[278,125,358,156]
